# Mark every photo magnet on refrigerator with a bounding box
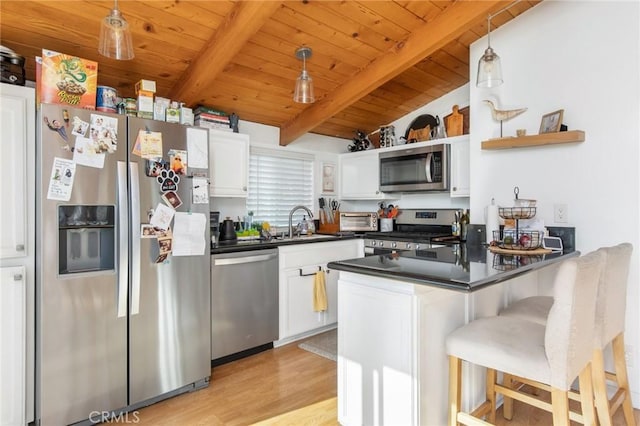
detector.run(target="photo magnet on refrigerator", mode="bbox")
[157,169,179,192]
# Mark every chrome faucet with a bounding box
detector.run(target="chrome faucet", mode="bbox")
[288,205,314,238]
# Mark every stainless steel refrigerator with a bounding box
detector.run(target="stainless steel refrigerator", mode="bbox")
[36,103,211,425]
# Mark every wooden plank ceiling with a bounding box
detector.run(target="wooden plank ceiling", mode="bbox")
[0,0,540,145]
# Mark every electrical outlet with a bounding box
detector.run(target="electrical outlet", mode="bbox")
[626,345,634,369]
[554,204,568,223]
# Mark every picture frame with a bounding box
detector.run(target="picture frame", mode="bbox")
[321,162,336,194]
[539,109,564,134]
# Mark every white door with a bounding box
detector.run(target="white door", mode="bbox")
[0,86,31,259]
[1,266,26,426]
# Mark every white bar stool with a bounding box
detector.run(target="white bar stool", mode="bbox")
[446,250,605,425]
[499,243,635,426]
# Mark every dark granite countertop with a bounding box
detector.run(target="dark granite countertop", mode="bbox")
[327,244,579,292]
[211,234,360,254]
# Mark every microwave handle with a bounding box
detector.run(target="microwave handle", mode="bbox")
[425,152,433,183]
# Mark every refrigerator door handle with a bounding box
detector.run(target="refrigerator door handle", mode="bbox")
[117,161,128,318]
[130,161,141,316]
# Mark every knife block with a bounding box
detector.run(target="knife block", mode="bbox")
[318,210,340,234]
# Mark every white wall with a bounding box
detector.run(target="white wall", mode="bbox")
[469,0,640,404]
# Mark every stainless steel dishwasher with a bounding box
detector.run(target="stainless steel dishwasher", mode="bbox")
[211,248,279,362]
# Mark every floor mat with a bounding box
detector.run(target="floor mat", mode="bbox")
[298,329,337,361]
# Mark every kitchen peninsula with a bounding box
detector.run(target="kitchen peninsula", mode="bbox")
[328,245,578,426]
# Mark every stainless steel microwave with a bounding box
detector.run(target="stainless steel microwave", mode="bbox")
[379,143,450,192]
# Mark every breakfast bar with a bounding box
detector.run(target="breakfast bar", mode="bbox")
[328,245,578,426]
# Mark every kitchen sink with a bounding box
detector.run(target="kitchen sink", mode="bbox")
[274,234,341,242]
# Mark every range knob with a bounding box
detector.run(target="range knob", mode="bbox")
[415,244,421,250]
[371,241,377,246]
[405,243,412,250]
[378,240,385,247]
[391,242,397,248]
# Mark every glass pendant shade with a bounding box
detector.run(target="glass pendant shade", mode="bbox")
[293,47,315,103]
[294,69,315,103]
[98,2,134,60]
[476,46,503,88]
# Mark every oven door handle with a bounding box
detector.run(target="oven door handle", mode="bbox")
[425,152,433,183]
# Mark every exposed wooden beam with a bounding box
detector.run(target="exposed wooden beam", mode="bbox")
[168,1,281,105]
[279,1,506,145]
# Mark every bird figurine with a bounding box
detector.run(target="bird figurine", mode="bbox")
[483,100,527,137]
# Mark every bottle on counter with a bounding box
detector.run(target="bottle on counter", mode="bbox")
[460,209,469,241]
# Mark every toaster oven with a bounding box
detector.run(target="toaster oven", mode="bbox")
[339,212,378,232]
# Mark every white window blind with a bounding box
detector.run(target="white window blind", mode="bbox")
[247,148,314,228]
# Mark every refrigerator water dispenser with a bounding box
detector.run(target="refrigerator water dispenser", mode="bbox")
[58,205,115,274]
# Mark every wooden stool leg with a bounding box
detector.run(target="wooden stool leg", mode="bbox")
[612,334,637,426]
[449,355,462,426]
[579,363,596,426]
[502,373,514,420]
[551,388,570,425]
[592,348,613,426]
[486,368,496,424]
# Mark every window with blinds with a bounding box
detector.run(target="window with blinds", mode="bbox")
[246,147,314,228]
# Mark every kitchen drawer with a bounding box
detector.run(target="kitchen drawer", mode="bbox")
[278,239,362,269]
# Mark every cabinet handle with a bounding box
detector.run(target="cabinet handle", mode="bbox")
[243,186,247,191]
[13,274,23,281]
[15,244,24,251]
[452,187,457,191]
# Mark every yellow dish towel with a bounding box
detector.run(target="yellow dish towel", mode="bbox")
[313,270,328,312]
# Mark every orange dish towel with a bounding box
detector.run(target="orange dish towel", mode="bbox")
[313,270,328,312]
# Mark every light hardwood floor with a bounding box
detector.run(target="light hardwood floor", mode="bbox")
[133,340,639,425]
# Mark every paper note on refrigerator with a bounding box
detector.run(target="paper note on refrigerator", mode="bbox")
[73,136,105,168]
[47,157,76,201]
[172,212,207,256]
[187,127,208,169]
[149,203,174,230]
[192,177,208,204]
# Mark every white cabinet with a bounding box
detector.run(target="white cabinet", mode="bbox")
[339,151,386,200]
[1,266,26,426]
[449,137,470,197]
[0,83,34,425]
[208,130,249,197]
[337,272,467,426]
[0,85,33,259]
[277,239,363,343]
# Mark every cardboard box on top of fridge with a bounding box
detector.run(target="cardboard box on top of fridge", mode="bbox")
[154,97,170,121]
[135,79,156,94]
[40,49,98,109]
[180,106,194,126]
[137,92,154,113]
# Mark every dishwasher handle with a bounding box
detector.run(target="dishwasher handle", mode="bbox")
[213,252,277,266]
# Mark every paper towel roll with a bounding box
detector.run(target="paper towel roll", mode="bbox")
[485,198,499,244]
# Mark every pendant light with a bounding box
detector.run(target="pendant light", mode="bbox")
[476,0,521,88]
[293,47,315,104]
[98,0,135,60]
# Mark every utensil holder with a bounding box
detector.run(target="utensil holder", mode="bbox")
[318,210,340,234]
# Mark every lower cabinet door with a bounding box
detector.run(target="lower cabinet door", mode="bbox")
[1,266,25,426]
[284,267,326,336]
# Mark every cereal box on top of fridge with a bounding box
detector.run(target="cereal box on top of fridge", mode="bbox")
[40,49,98,109]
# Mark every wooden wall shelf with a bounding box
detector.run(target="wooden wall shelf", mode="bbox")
[481,130,585,150]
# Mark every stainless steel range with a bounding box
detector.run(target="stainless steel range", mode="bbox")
[364,208,461,255]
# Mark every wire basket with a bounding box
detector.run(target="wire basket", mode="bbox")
[498,207,536,220]
[492,229,542,250]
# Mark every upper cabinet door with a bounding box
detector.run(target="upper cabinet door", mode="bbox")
[0,84,35,259]
[208,129,249,198]
[449,138,470,198]
[340,151,386,200]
